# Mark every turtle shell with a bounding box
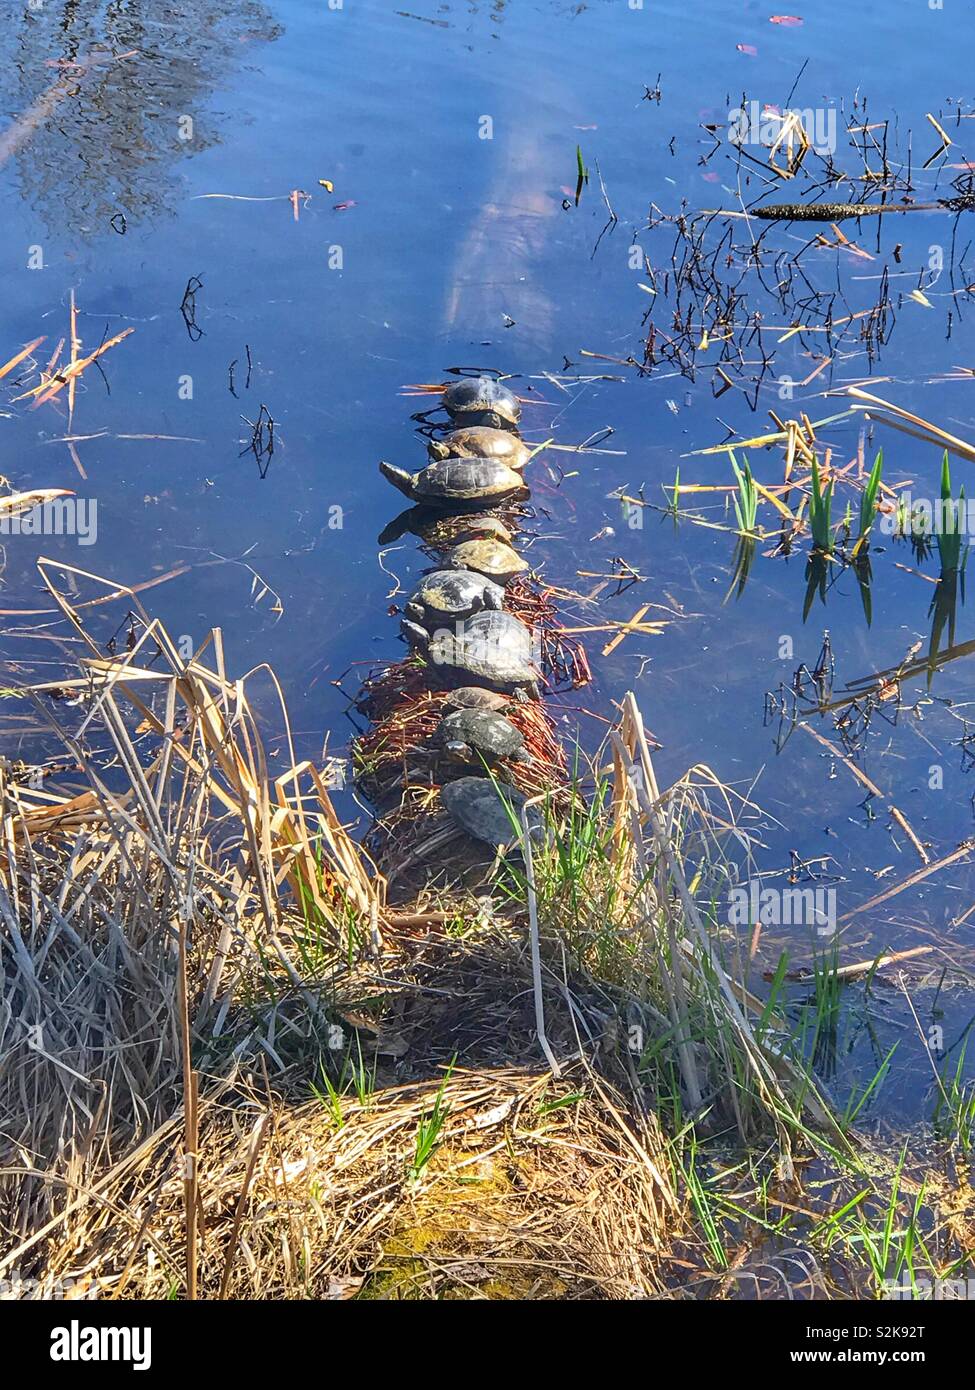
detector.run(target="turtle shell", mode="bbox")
[442,687,512,713]
[440,776,542,848]
[430,427,530,471]
[438,709,526,761]
[426,610,538,693]
[446,538,528,585]
[443,377,521,428]
[413,458,525,505]
[407,570,504,625]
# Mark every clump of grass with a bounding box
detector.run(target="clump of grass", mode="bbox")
[312,1034,379,1125]
[410,1060,454,1181]
[501,694,840,1148]
[932,1037,975,1150]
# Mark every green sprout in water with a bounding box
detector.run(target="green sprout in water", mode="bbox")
[667,464,680,518]
[853,449,883,555]
[808,454,835,554]
[729,451,758,534]
[936,450,968,574]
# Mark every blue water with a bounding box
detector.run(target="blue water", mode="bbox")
[2,0,975,1122]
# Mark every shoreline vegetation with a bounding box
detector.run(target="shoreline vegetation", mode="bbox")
[1,560,972,1300]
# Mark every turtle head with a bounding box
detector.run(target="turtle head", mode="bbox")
[427,440,450,461]
[400,618,431,649]
[379,461,416,497]
[444,739,473,762]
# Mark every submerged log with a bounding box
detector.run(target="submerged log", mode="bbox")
[742,195,975,221]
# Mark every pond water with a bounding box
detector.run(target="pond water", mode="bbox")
[2,0,975,1126]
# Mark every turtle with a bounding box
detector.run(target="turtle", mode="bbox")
[401,570,504,644]
[442,687,512,713]
[379,457,526,510]
[445,538,528,585]
[378,506,513,548]
[437,709,528,766]
[440,777,542,848]
[429,427,530,472]
[420,610,539,696]
[442,377,521,430]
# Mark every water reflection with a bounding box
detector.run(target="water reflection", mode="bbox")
[0,1,282,233]
[442,111,562,351]
[928,564,963,677]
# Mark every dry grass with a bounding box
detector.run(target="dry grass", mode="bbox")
[0,557,380,1287]
[0,558,683,1300]
[2,1057,675,1301]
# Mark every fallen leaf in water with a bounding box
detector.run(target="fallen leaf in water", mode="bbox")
[737,43,758,55]
[701,170,720,182]
[769,14,804,24]
[333,200,356,211]
[909,289,933,308]
[318,178,334,192]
